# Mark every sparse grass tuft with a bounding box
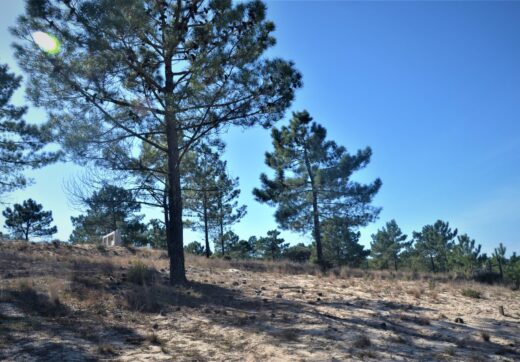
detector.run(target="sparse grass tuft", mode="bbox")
[480,331,490,342]
[98,344,116,355]
[462,288,481,299]
[353,335,371,349]
[146,331,164,346]
[127,260,155,285]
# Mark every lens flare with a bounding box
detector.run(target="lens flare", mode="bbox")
[31,31,61,55]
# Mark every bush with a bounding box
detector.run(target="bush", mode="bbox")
[127,260,155,285]
[184,241,205,256]
[461,288,481,299]
[473,271,501,284]
[283,243,312,263]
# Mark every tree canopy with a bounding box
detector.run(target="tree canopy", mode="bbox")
[2,198,57,240]
[254,111,381,266]
[13,0,301,283]
[0,63,59,195]
[69,185,146,244]
[370,220,410,270]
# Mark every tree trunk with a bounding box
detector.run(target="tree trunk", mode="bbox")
[498,259,503,279]
[311,190,323,265]
[430,254,436,273]
[163,187,170,256]
[165,60,186,285]
[220,215,225,255]
[203,193,210,258]
[303,149,323,266]
[394,257,398,271]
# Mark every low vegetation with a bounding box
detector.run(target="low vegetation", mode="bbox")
[0,241,519,361]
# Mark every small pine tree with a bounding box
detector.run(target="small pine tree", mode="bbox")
[2,199,57,241]
[448,234,481,276]
[412,220,457,273]
[370,220,410,270]
[493,243,507,279]
[257,230,288,260]
[69,185,146,245]
[319,217,370,268]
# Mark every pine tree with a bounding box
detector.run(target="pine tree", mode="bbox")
[211,169,247,256]
[319,216,370,267]
[183,142,224,257]
[0,64,59,195]
[2,199,57,240]
[13,0,301,284]
[448,234,481,276]
[257,229,288,260]
[493,243,507,279]
[370,220,410,270]
[254,111,381,266]
[69,185,146,245]
[183,141,246,257]
[412,220,457,273]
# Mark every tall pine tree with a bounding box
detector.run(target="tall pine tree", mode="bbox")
[253,111,381,266]
[13,0,301,283]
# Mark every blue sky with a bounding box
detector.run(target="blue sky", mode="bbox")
[1,1,519,255]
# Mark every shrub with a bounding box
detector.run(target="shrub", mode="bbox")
[353,335,371,348]
[473,271,501,284]
[461,288,481,299]
[283,243,312,263]
[127,260,155,285]
[505,261,520,290]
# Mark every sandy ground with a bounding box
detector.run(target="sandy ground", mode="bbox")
[0,241,519,361]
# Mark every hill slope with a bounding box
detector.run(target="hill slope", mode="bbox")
[0,241,519,361]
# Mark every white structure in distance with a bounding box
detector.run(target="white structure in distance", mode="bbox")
[101,229,122,246]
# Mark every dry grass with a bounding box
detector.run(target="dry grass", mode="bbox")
[0,240,519,361]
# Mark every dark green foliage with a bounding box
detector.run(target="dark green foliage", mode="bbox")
[13,0,301,284]
[461,288,481,299]
[505,261,520,289]
[318,217,370,267]
[493,243,507,279]
[0,64,59,195]
[283,243,312,263]
[370,220,410,270]
[183,142,225,257]
[254,111,381,265]
[2,199,57,240]
[183,142,246,257]
[184,241,205,256]
[227,236,256,259]
[69,185,146,245]
[448,234,481,276]
[146,218,167,249]
[256,229,288,260]
[412,220,457,273]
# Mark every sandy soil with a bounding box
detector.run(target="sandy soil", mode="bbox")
[0,241,519,361]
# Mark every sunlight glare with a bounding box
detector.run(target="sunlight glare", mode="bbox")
[31,31,61,55]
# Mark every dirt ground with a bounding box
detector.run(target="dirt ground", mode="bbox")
[0,241,519,361]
